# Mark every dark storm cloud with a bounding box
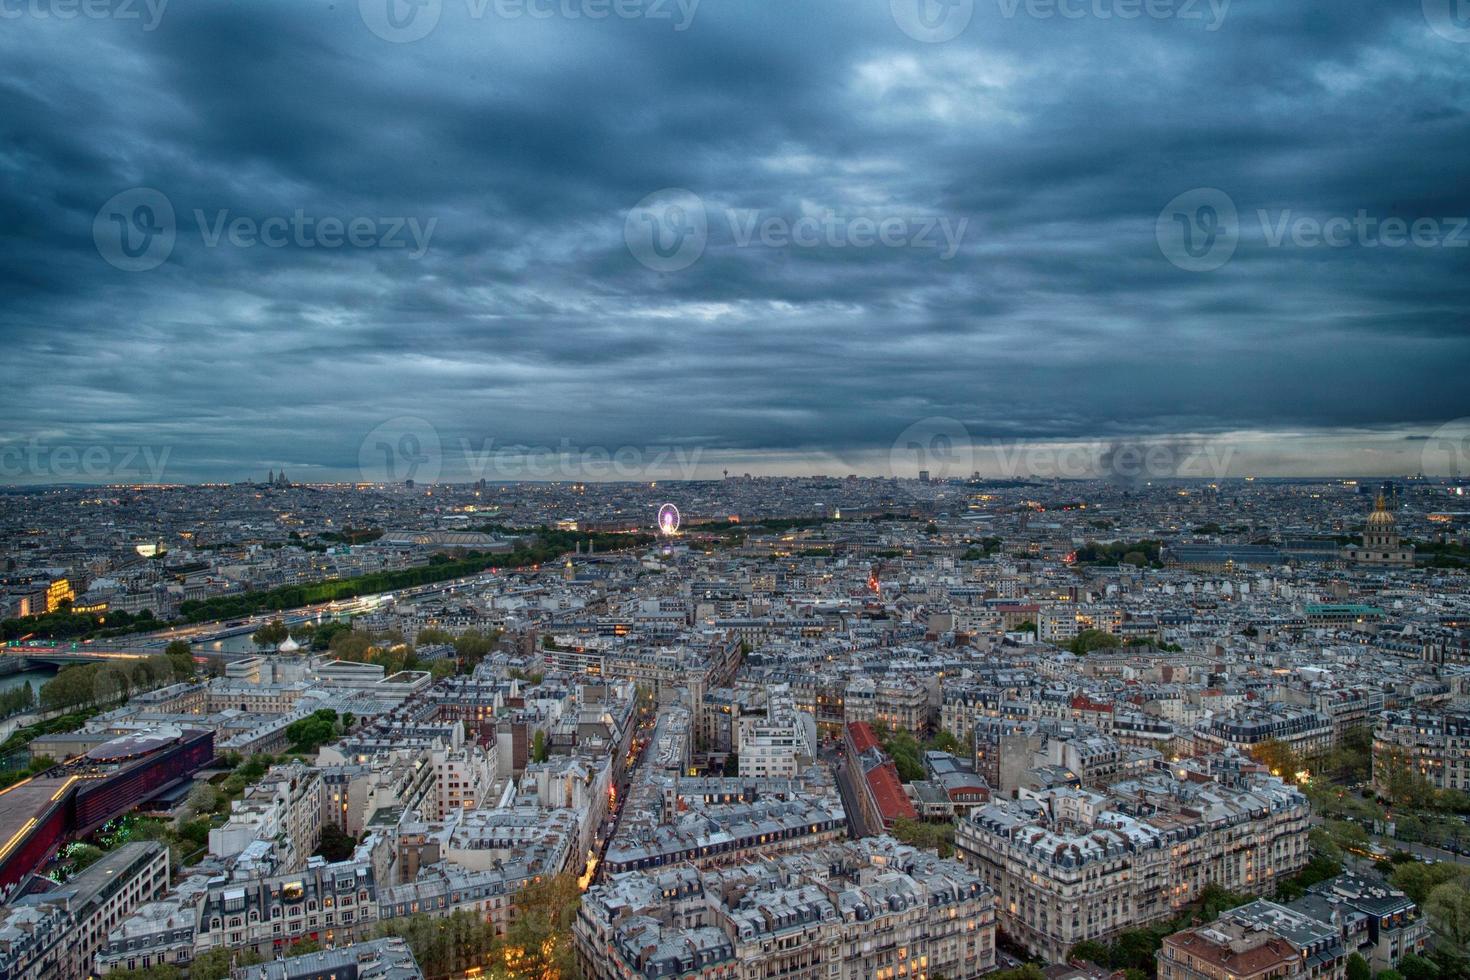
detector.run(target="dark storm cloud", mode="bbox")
[0,0,1468,482]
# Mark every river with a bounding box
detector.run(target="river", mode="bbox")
[0,666,57,696]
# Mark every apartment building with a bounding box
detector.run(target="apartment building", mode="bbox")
[210,763,324,874]
[955,770,1310,962]
[1373,709,1470,795]
[576,838,996,980]
[1159,906,1342,980]
[736,686,816,779]
[1193,703,1333,759]
[0,842,168,979]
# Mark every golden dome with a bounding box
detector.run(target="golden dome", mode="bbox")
[1366,493,1395,528]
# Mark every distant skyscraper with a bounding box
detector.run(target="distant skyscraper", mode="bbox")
[919,470,930,483]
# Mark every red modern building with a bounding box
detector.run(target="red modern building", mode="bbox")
[0,727,214,894]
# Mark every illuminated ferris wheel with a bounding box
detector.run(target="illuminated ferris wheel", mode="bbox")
[657,503,681,536]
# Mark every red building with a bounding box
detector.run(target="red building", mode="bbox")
[0,728,214,894]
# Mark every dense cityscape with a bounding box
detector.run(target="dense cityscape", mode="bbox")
[0,473,1464,979]
[5,0,1470,976]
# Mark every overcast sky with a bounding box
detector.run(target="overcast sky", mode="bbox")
[2,0,1468,484]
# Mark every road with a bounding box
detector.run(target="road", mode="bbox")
[830,751,877,839]
[588,710,656,888]
[1311,813,1470,866]
[136,571,506,650]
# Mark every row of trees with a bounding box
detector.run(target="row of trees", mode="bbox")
[177,528,652,625]
[1068,883,1252,975]
[106,938,324,980]
[373,873,581,978]
[5,524,657,645]
[322,625,500,678]
[0,681,35,718]
[0,605,160,641]
[1071,539,1163,566]
[39,654,180,712]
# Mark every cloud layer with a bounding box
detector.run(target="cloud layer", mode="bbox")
[2,0,1468,481]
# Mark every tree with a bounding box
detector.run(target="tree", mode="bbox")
[891,817,955,857]
[286,938,323,957]
[1395,953,1439,980]
[532,729,549,763]
[40,662,115,710]
[328,628,373,661]
[453,629,499,666]
[1347,953,1373,980]
[188,948,234,980]
[311,621,351,650]
[1391,861,1467,905]
[252,619,289,651]
[1069,629,1122,655]
[68,843,105,873]
[188,782,226,815]
[1070,940,1112,966]
[285,709,339,755]
[1249,738,1301,779]
[1426,881,1470,950]
[927,729,962,755]
[317,824,357,863]
[501,873,581,978]
[101,967,181,980]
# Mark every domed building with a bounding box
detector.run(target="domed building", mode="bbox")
[1345,493,1414,567]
